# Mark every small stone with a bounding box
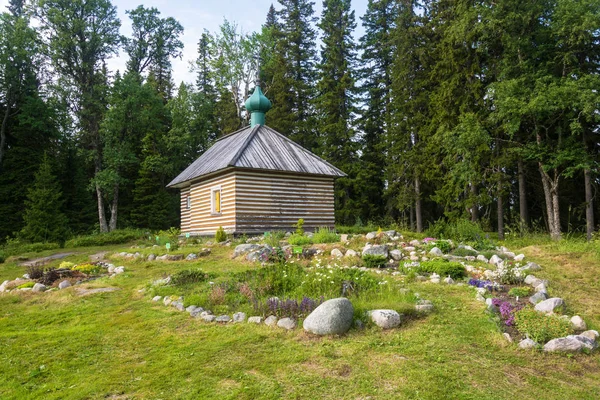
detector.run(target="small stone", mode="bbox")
[362,244,388,258]
[331,248,344,258]
[171,301,185,311]
[514,254,525,262]
[233,244,263,258]
[186,305,198,313]
[570,315,587,331]
[415,275,426,281]
[534,297,564,314]
[476,294,486,302]
[529,292,548,305]
[264,315,278,326]
[489,255,502,265]
[535,283,548,293]
[443,276,454,284]
[185,253,198,261]
[430,273,440,284]
[476,255,488,263]
[409,240,420,247]
[369,309,401,329]
[202,314,216,322]
[152,295,162,302]
[277,317,296,330]
[344,249,358,258]
[58,280,71,290]
[107,265,116,274]
[215,315,231,323]
[32,283,47,293]
[247,316,263,324]
[389,250,403,261]
[415,304,434,313]
[543,335,597,353]
[524,262,541,271]
[503,333,513,343]
[580,330,599,341]
[190,307,205,317]
[429,247,443,257]
[147,254,156,261]
[503,251,516,259]
[366,232,377,240]
[518,338,537,349]
[114,266,125,274]
[233,312,247,323]
[163,297,173,306]
[340,234,349,242]
[524,275,540,286]
[354,319,365,330]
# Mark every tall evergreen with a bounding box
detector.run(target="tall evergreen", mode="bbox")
[20,153,69,244]
[315,0,358,224]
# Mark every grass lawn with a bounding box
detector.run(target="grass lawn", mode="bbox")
[1,237,599,399]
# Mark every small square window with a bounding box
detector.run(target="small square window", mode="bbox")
[211,186,222,214]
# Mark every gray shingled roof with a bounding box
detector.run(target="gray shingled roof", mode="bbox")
[167,124,346,188]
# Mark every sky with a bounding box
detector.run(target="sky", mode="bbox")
[1,0,370,85]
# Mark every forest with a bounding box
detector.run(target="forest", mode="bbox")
[0,0,598,244]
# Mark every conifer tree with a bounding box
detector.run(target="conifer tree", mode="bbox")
[20,154,69,244]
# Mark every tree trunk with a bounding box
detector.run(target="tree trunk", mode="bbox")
[409,204,414,232]
[517,158,529,232]
[497,182,504,241]
[415,175,423,233]
[584,168,594,241]
[470,184,478,222]
[551,184,560,240]
[95,183,108,233]
[539,163,561,240]
[109,183,119,231]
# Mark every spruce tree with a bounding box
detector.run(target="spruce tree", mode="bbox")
[20,154,69,244]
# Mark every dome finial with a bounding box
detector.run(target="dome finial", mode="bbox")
[245,56,271,127]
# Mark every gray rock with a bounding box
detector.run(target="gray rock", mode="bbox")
[58,280,71,290]
[430,273,441,284]
[409,240,421,247]
[233,312,247,323]
[524,275,540,286]
[202,314,216,322]
[415,304,434,313]
[503,333,513,343]
[32,283,47,293]
[429,247,443,257]
[518,338,538,349]
[156,255,168,261]
[108,265,116,274]
[534,297,564,314]
[303,298,354,335]
[362,244,389,258]
[489,254,502,265]
[344,249,358,258]
[476,255,489,263]
[247,316,263,324]
[384,230,397,238]
[246,247,271,262]
[277,317,297,330]
[366,232,377,240]
[331,248,344,258]
[215,315,231,323]
[190,307,205,317]
[544,335,597,353]
[185,253,197,261]
[514,254,525,262]
[165,254,184,261]
[114,266,125,274]
[147,253,156,261]
[186,305,198,313]
[529,291,548,305]
[152,295,162,302]
[264,315,278,326]
[233,244,262,258]
[171,301,185,311]
[163,297,173,306]
[340,234,349,242]
[580,330,599,341]
[389,250,403,261]
[0,280,9,292]
[369,309,401,329]
[443,276,454,284]
[524,262,541,271]
[503,251,516,259]
[571,315,587,331]
[535,283,548,293]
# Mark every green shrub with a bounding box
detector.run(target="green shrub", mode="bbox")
[0,250,5,263]
[452,247,478,257]
[215,226,227,243]
[426,240,452,254]
[65,229,145,247]
[508,287,532,298]
[288,234,312,246]
[481,251,507,261]
[295,219,305,235]
[17,282,35,289]
[264,231,285,247]
[312,227,340,244]
[452,219,486,242]
[59,261,75,269]
[72,263,102,275]
[362,254,388,268]
[1,239,61,257]
[514,308,572,343]
[418,260,466,279]
[172,269,214,286]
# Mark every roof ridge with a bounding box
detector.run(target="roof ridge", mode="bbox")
[227,124,260,167]
[215,124,252,142]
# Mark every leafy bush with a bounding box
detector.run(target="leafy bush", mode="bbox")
[25,264,45,280]
[65,229,145,247]
[295,218,304,235]
[362,254,388,268]
[418,260,466,279]
[426,240,452,254]
[481,251,507,261]
[264,231,285,247]
[215,226,227,243]
[491,298,523,326]
[312,227,340,244]
[72,263,102,275]
[59,261,75,269]
[426,218,493,249]
[452,247,478,257]
[172,269,214,286]
[1,239,61,258]
[0,250,5,263]
[287,234,312,246]
[514,307,573,343]
[508,287,532,298]
[17,282,35,289]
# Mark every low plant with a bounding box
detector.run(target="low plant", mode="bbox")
[254,296,324,319]
[312,227,340,244]
[295,218,305,235]
[491,298,523,326]
[481,251,507,261]
[492,262,524,284]
[25,264,45,280]
[171,269,214,286]
[17,281,35,289]
[514,307,573,343]
[468,278,501,291]
[215,226,227,243]
[39,268,61,286]
[208,284,227,306]
[508,287,531,298]
[65,229,145,247]
[419,260,466,279]
[266,247,288,264]
[426,240,452,254]
[362,254,388,268]
[264,231,285,247]
[287,234,312,246]
[59,261,75,269]
[1,239,60,258]
[452,247,478,257]
[72,263,102,275]
[0,250,5,263]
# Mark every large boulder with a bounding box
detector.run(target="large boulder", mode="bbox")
[369,309,401,329]
[534,297,564,314]
[529,292,548,305]
[429,247,443,257]
[389,250,403,261]
[543,335,597,353]
[58,280,71,290]
[233,244,262,258]
[365,232,377,240]
[331,248,344,258]
[344,249,358,258]
[303,298,354,335]
[32,283,47,293]
[362,244,389,258]
[570,315,587,331]
[489,254,502,265]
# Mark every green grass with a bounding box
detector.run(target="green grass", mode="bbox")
[1,237,599,399]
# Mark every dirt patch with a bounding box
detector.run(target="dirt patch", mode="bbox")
[19,253,76,267]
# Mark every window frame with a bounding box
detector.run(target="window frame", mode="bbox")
[210,186,222,215]
[186,195,191,210]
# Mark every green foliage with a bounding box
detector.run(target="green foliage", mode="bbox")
[171,269,214,286]
[295,219,305,235]
[287,234,312,246]
[65,229,145,248]
[0,251,5,263]
[508,287,532,298]
[264,231,285,248]
[362,254,388,269]
[1,240,60,257]
[514,308,573,344]
[417,260,466,280]
[452,247,478,257]
[17,281,35,289]
[59,261,75,269]
[72,263,102,275]
[426,240,452,254]
[20,153,70,245]
[215,226,227,243]
[312,227,340,244]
